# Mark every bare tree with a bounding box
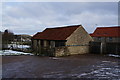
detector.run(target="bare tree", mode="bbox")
[2,29,14,49]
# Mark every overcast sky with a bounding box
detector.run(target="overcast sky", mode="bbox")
[2,2,118,35]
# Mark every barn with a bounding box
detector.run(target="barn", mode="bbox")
[90,26,120,54]
[31,25,93,56]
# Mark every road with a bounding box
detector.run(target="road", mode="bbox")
[2,54,120,79]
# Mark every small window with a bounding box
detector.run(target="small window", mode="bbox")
[98,37,101,41]
[109,37,112,41]
[55,41,65,47]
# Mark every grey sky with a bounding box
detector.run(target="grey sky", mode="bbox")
[2,2,118,35]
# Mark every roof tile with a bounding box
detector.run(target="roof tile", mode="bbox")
[90,26,120,37]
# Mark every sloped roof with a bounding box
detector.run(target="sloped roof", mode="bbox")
[32,25,81,40]
[90,26,120,37]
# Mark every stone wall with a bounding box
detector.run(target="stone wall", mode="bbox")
[55,46,70,57]
[55,46,89,56]
[65,26,93,54]
[67,46,89,55]
[66,26,93,46]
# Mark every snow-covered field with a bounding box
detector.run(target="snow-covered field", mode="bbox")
[0,50,34,55]
[1,44,32,55]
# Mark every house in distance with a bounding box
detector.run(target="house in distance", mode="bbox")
[31,25,93,56]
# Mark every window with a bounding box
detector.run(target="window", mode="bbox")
[98,37,101,41]
[109,37,112,41]
[55,41,65,47]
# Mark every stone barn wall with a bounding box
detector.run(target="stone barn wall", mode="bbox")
[55,46,89,56]
[67,46,89,55]
[66,26,93,46]
[55,46,70,57]
[65,26,93,55]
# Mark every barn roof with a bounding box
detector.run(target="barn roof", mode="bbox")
[90,26,120,37]
[32,25,81,40]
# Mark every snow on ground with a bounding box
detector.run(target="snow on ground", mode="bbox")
[8,44,30,49]
[108,54,120,58]
[76,60,120,79]
[2,54,120,79]
[0,50,34,55]
[41,60,120,79]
